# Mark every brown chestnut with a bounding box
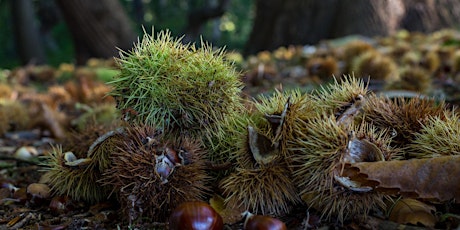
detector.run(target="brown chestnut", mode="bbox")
[49,196,75,215]
[169,201,224,230]
[244,212,287,230]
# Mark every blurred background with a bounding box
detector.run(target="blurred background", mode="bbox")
[1,0,460,68]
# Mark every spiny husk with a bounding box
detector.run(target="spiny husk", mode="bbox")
[420,50,441,73]
[100,125,210,223]
[42,145,112,203]
[341,40,374,73]
[204,109,254,180]
[72,102,121,132]
[218,90,313,216]
[401,51,421,67]
[254,89,316,159]
[63,122,121,157]
[407,111,460,158]
[312,76,368,122]
[86,127,126,172]
[452,50,460,73]
[306,56,339,81]
[385,67,432,93]
[360,95,447,148]
[385,40,411,61]
[219,162,301,216]
[109,30,243,139]
[289,115,398,223]
[351,50,399,81]
[229,107,272,169]
[43,126,124,203]
[0,83,12,99]
[0,99,30,135]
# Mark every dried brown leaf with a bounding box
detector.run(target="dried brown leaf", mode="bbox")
[349,155,460,201]
[389,198,436,227]
[40,102,67,139]
[210,194,243,224]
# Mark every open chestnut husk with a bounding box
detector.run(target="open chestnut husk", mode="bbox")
[243,211,287,230]
[169,201,223,230]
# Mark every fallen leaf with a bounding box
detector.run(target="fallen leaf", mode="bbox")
[349,155,460,201]
[389,198,436,227]
[210,194,244,224]
[209,194,225,213]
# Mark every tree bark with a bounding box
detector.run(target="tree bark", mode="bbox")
[132,0,145,25]
[245,0,460,55]
[55,0,137,65]
[244,0,339,55]
[11,0,47,65]
[332,0,404,37]
[400,0,460,32]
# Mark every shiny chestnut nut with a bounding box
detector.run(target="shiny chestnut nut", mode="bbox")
[243,212,287,230]
[169,201,224,230]
[49,196,75,215]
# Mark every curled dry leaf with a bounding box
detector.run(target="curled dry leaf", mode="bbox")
[209,194,244,224]
[38,102,67,139]
[389,198,436,228]
[348,155,460,201]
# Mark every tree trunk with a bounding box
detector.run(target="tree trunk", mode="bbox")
[132,0,145,25]
[245,0,460,55]
[400,0,460,32]
[55,0,137,65]
[244,0,339,55]
[332,0,404,37]
[11,0,47,65]
[182,0,230,44]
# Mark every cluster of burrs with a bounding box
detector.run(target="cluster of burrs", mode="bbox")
[43,30,244,224]
[219,74,458,224]
[43,30,459,226]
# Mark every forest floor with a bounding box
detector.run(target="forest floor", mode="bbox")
[2,31,460,229]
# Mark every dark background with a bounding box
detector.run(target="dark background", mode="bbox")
[1,0,459,68]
